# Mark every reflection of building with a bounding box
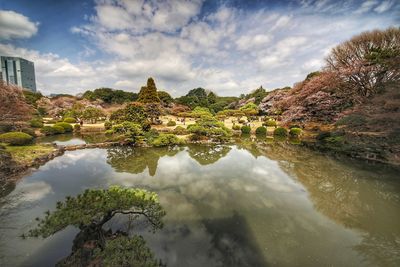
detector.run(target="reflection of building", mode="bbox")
[0,56,36,91]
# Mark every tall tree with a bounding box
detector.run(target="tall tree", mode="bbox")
[138,77,160,103]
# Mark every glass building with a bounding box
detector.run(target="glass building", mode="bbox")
[0,56,37,92]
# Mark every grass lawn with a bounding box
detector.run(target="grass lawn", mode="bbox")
[4,144,56,165]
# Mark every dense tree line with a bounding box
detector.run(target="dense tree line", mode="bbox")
[82,88,138,104]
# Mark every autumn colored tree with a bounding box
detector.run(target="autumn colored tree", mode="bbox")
[0,81,32,123]
[138,77,160,104]
[326,27,400,97]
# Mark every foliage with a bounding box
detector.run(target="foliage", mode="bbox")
[151,133,183,147]
[52,125,66,134]
[41,126,58,135]
[167,120,176,126]
[326,27,400,96]
[289,127,302,137]
[187,115,232,142]
[63,117,76,123]
[29,118,43,128]
[240,102,259,118]
[173,126,188,135]
[255,126,267,135]
[21,127,36,137]
[22,90,43,107]
[335,114,367,127]
[110,102,150,131]
[191,107,213,117]
[138,77,160,103]
[144,103,162,124]
[158,91,173,106]
[0,81,33,122]
[54,122,73,132]
[176,87,208,109]
[28,186,166,238]
[241,86,268,104]
[232,124,241,130]
[273,127,288,136]
[241,125,251,134]
[82,88,137,104]
[73,124,80,132]
[82,107,105,124]
[111,122,143,143]
[263,120,277,127]
[0,132,33,145]
[104,121,112,130]
[94,235,158,267]
[305,71,321,81]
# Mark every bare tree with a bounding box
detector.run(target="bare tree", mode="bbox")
[0,81,32,124]
[326,27,400,97]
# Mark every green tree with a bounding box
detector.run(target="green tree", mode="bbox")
[157,91,173,106]
[138,78,160,103]
[187,115,232,142]
[82,107,104,123]
[110,102,150,130]
[27,186,165,266]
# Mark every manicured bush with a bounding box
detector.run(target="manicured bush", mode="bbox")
[289,124,301,129]
[151,133,182,147]
[0,132,33,146]
[104,121,112,130]
[173,126,188,135]
[289,127,302,137]
[263,120,277,127]
[232,125,241,130]
[52,125,65,134]
[273,127,288,136]
[63,117,77,123]
[255,126,267,136]
[29,119,43,128]
[241,125,251,134]
[54,122,73,132]
[41,126,57,136]
[239,119,246,124]
[167,120,176,127]
[74,124,81,132]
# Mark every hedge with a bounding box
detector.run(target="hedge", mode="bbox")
[273,127,288,136]
[241,125,251,134]
[0,132,33,145]
[255,126,267,135]
[289,127,302,137]
[167,120,177,127]
[63,117,77,123]
[54,122,73,132]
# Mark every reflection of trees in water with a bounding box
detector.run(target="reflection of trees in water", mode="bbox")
[107,146,181,176]
[202,211,269,267]
[186,145,231,165]
[256,142,400,266]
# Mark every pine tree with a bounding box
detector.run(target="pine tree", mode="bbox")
[138,77,160,103]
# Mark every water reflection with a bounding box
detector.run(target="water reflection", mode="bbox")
[0,142,399,266]
[107,146,182,176]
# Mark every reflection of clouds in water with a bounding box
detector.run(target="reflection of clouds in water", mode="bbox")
[17,181,53,202]
[40,149,107,175]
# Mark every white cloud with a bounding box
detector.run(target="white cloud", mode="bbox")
[354,0,379,14]
[374,0,395,13]
[0,10,39,40]
[1,1,398,96]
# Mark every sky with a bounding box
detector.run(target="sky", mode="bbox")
[0,0,399,96]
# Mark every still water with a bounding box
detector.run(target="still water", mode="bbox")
[0,140,399,266]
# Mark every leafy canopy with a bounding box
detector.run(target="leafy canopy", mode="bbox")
[28,186,166,238]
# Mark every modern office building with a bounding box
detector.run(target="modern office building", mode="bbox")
[0,56,37,92]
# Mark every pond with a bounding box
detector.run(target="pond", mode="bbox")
[0,140,399,267]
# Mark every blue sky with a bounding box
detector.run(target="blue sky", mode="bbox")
[0,0,399,96]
